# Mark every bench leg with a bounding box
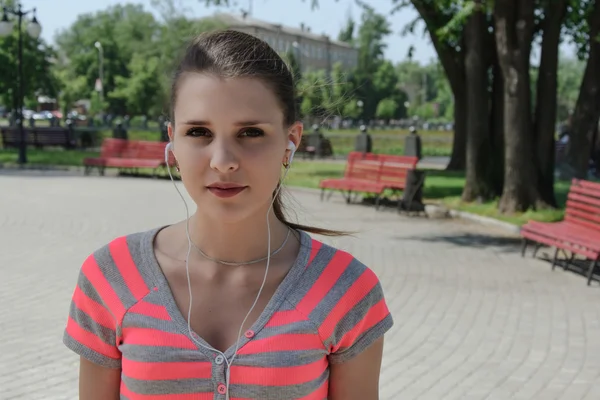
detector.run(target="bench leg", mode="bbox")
[344,191,352,204]
[551,247,560,270]
[532,243,542,258]
[564,252,575,271]
[521,238,528,257]
[100,167,106,176]
[375,195,382,210]
[320,188,325,201]
[586,259,597,286]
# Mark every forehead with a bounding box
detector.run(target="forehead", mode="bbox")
[174,73,284,124]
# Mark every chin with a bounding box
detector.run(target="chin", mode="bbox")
[195,191,269,224]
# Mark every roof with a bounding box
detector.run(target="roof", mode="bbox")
[211,12,355,49]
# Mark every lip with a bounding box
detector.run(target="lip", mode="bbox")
[206,183,248,198]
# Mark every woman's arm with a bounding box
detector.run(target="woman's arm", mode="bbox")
[328,337,385,400]
[79,357,121,400]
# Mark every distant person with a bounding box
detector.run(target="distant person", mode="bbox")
[62,30,392,400]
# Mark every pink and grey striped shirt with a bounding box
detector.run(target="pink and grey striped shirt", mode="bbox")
[63,227,394,399]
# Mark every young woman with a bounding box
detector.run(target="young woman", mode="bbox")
[63,30,393,400]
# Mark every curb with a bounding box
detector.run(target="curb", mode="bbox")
[285,186,521,235]
[425,204,521,234]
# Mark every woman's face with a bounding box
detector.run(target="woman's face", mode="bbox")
[168,73,302,223]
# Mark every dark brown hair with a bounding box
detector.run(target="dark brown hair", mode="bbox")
[170,29,347,237]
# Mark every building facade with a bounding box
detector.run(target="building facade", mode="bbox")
[210,12,358,74]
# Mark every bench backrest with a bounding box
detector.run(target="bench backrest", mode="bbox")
[1,127,73,146]
[343,152,418,188]
[565,179,600,233]
[378,155,419,189]
[345,151,381,180]
[99,138,176,166]
[99,138,129,158]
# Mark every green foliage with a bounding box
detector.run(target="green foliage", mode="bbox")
[375,98,399,119]
[557,54,585,120]
[53,2,225,117]
[110,54,164,116]
[564,0,596,59]
[337,15,355,44]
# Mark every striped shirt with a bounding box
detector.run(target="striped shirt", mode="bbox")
[63,227,393,399]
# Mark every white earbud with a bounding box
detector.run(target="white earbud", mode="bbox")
[165,142,173,164]
[286,140,296,167]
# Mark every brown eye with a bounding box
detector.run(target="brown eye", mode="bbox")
[186,127,211,137]
[240,128,265,138]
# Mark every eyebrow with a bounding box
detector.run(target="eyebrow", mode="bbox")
[181,120,272,126]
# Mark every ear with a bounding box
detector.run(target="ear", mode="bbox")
[167,122,175,143]
[286,122,303,155]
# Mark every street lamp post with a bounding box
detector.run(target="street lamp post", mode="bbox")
[0,3,42,165]
[94,41,104,117]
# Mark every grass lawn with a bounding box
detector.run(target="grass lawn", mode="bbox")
[421,170,569,226]
[286,165,569,226]
[0,148,569,226]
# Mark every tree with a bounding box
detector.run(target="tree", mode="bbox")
[376,98,399,121]
[565,0,600,178]
[557,55,585,121]
[405,0,467,170]
[54,4,162,115]
[337,14,355,44]
[532,0,569,207]
[494,0,544,212]
[0,16,58,110]
[353,3,393,120]
[110,54,164,116]
[462,0,496,201]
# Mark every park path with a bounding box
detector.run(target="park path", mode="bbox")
[1,170,599,400]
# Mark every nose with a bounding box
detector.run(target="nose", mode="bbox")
[209,139,239,173]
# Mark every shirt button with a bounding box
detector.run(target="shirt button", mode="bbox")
[215,355,224,365]
[244,330,255,338]
[217,383,227,394]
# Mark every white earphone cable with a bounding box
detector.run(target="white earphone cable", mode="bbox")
[166,142,294,400]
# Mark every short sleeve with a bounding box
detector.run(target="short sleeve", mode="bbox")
[327,268,394,364]
[63,254,122,368]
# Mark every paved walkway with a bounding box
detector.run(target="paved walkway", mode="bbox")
[1,170,599,400]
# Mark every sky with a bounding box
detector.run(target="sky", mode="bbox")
[17,0,576,65]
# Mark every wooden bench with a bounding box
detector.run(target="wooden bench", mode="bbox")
[319,152,419,209]
[521,179,600,285]
[84,138,176,176]
[1,127,76,149]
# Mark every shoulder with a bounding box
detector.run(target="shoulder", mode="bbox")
[294,235,393,360]
[303,236,382,296]
[293,234,390,320]
[77,227,161,314]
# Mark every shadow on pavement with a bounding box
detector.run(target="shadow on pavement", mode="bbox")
[407,232,523,254]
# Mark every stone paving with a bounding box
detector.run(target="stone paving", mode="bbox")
[1,170,600,400]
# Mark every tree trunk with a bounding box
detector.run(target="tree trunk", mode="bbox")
[411,0,466,171]
[447,90,467,170]
[565,1,600,179]
[495,0,542,213]
[462,2,495,201]
[489,31,505,196]
[533,0,568,207]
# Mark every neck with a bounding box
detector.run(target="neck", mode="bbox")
[188,208,290,265]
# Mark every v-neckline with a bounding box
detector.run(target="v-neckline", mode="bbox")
[141,225,312,359]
